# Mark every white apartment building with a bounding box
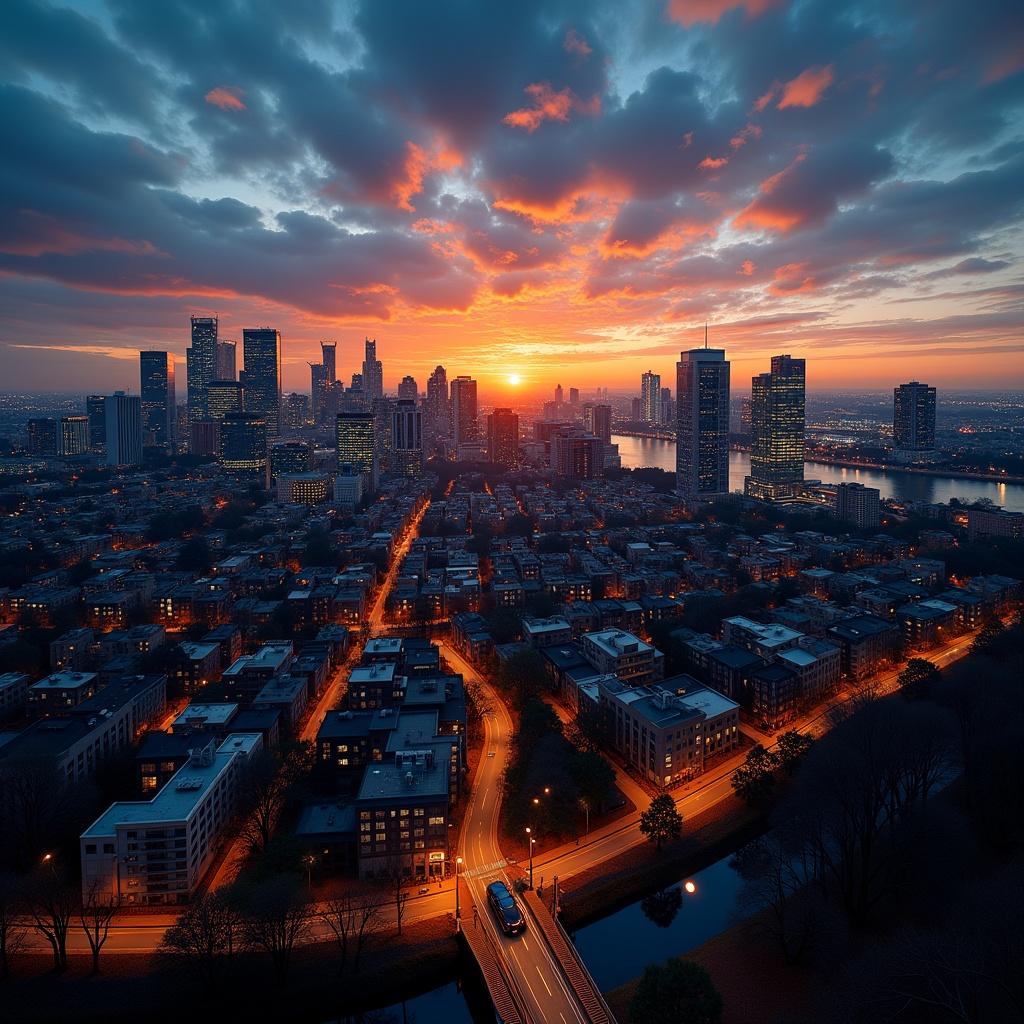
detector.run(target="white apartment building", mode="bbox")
[580,629,665,686]
[80,732,261,905]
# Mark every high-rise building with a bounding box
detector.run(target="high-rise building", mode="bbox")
[284,393,308,430]
[86,396,107,451]
[592,404,613,445]
[215,340,236,381]
[487,408,519,467]
[321,342,337,384]
[630,396,643,422]
[140,351,176,446]
[219,412,268,483]
[450,376,478,445]
[554,384,564,405]
[362,338,383,401]
[59,416,90,457]
[206,380,245,421]
[893,381,937,463]
[270,441,312,480]
[552,429,603,479]
[189,420,220,457]
[104,392,143,468]
[426,365,449,445]
[660,386,674,425]
[834,482,880,529]
[336,412,377,491]
[569,387,580,407]
[740,396,753,433]
[397,375,418,402]
[676,344,730,504]
[641,371,662,424]
[26,418,58,456]
[744,354,805,501]
[186,315,218,426]
[391,400,423,477]
[240,328,282,438]
[310,361,328,423]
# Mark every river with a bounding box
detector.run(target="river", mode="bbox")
[612,435,1024,513]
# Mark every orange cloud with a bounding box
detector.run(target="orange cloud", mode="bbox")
[392,140,462,212]
[769,261,817,294]
[732,152,807,232]
[740,259,757,276]
[777,64,835,108]
[503,83,601,133]
[666,0,779,28]
[204,86,246,111]
[730,123,762,148]
[564,28,592,58]
[699,155,729,170]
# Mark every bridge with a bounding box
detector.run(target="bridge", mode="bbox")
[442,641,616,1024]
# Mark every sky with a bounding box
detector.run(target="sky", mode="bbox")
[0,0,1022,399]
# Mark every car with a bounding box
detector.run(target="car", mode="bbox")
[487,750,496,758]
[486,880,526,936]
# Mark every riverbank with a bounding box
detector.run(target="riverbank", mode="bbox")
[560,793,767,929]
[2,915,464,1023]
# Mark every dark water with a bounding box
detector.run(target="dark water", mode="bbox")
[326,978,494,1024]
[613,435,1024,513]
[571,852,748,992]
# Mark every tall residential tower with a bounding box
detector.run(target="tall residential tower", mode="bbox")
[744,354,805,501]
[676,343,730,505]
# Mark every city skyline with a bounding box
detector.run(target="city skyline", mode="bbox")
[1,1,1022,394]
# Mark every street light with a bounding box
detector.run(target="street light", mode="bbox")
[455,856,463,923]
[684,880,697,894]
[302,853,316,892]
[526,828,536,889]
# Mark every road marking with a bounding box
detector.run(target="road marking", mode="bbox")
[536,965,553,996]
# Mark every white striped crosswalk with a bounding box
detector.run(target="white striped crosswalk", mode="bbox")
[464,858,507,878]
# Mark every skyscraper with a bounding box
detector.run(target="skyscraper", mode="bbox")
[219,412,268,484]
[321,341,337,384]
[660,386,673,425]
[893,381,937,463]
[592,404,613,444]
[451,375,478,446]
[336,412,378,491]
[206,379,245,421]
[241,328,282,438]
[104,392,143,468]
[26,418,57,456]
[140,351,176,446]
[59,416,90,457]
[86,396,106,451]
[284,392,309,430]
[554,384,564,405]
[676,344,730,504]
[834,482,880,529]
[426,365,449,444]
[569,387,580,407]
[744,354,805,501]
[215,340,236,381]
[551,429,603,479]
[397,375,418,402]
[487,408,520,467]
[641,371,662,424]
[310,361,328,423]
[186,315,218,425]
[362,338,383,401]
[391,400,423,477]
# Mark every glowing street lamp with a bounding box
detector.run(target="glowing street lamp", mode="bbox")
[684,880,697,894]
[526,828,536,890]
[455,856,463,923]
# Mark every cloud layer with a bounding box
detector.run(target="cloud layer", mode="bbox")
[0,0,1022,391]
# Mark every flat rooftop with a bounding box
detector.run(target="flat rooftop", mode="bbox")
[172,702,239,729]
[30,671,96,691]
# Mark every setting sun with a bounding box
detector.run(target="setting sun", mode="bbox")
[507,373,522,386]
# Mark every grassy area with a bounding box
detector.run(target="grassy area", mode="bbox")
[560,793,767,928]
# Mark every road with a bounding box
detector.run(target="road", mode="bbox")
[26,610,981,961]
[442,641,588,1024]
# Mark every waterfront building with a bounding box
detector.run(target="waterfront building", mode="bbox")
[744,354,805,500]
[835,482,881,529]
[893,381,937,463]
[676,343,730,504]
[641,371,662,424]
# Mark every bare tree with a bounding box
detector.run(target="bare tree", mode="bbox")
[27,866,76,972]
[236,877,311,987]
[78,881,119,974]
[235,743,313,857]
[0,873,27,979]
[159,891,241,992]
[383,858,410,937]
[319,891,383,975]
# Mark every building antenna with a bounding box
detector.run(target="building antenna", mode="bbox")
[704,323,708,349]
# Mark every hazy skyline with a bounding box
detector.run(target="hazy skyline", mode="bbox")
[1,0,1022,395]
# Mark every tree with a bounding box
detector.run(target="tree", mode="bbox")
[235,877,311,988]
[236,742,313,857]
[774,731,813,775]
[971,615,1004,656]
[629,958,723,1024]
[383,859,410,937]
[497,647,548,708]
[0,873,27,979]
[159,892,240,992]
[78,881,119,974]
[568,750,615,816]
[27,865,76,972]
[731,745,778,804]
[319,891,383,976]
[641,886,683,929]
[897,658,940,700]
[639,794,683,851]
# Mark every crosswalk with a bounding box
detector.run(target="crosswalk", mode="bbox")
[464,858,507,879]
